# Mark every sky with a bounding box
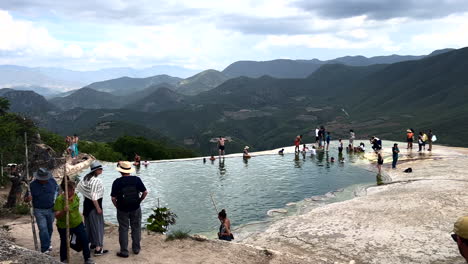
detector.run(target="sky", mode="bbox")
[1,0,468,71]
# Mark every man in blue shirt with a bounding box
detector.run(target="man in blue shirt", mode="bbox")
[25,168,58,253]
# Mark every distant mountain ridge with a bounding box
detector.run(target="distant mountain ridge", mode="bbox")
[75,69,230,97]
[0,64,199,92]
[222,48,455,79]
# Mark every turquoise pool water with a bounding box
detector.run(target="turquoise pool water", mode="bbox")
[78,147,376,234]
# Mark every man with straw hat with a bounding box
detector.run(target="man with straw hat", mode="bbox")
[111,161,148,258]
[452,216,468,262]
[25,168,58,254]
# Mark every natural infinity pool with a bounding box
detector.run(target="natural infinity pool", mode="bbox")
[78,148,376,234]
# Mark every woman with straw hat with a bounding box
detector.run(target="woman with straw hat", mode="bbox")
[77,161,108,256]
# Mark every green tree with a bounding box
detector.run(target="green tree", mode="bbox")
[0,97,10,115]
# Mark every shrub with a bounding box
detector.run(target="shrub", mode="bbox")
[39,129,67,154]
[165,230,190,241]
[15,204,30,215]
[146,207,177,233]
[79,141,124,162]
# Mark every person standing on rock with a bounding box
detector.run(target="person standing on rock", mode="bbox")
[55,180,95,264]
[406,129,414,149]
[24,168,58,254]
[427,129,434,151]
[77,161,108,256]
[392,143,400,169]
[111,161,148,258]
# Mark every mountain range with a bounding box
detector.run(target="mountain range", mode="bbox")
[2,47,467,154]
[0,64,199,92]
[0,49,453,96]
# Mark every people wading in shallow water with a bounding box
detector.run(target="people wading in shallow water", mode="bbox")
[392,143,400,169]
[217,209,233,241]
[326,132,331,151]
[134,153,141,167]
[243,146,251,159]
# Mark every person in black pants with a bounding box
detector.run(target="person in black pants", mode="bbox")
[111,161,148,258]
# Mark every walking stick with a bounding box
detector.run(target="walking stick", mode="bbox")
[25,132,39,251]
[209,193,219,215]
[63,157,71,262]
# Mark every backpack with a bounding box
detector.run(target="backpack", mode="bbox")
[404,168,412,173]
[120,184,140,209]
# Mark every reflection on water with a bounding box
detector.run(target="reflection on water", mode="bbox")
[79,146,375,234]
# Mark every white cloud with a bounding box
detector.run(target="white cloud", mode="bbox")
[409,14,468,50]
[63,44,83,58]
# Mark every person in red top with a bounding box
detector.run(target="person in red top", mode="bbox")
[294,135,302,153]
[406,129,414,149]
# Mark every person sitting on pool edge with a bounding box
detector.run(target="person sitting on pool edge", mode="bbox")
[452,216,468,262]
[217,209,233,241]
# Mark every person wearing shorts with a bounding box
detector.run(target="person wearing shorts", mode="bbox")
[218,136,226,157]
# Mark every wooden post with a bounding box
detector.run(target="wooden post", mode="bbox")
[63,157,71,262]
[25,132,39,251]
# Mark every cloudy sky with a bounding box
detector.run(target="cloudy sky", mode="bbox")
[1,0,468,71]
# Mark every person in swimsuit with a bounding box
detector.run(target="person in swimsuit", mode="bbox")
[218,136,226,157]
[278,148,284,155]
[326,132,331,151]
[134,154,141,166]
[294,135,301,153]
[338,139,343,154]
[377,152,384,174]
[349,129,355,148]
[217,209,233,241]
[243,146,251,159]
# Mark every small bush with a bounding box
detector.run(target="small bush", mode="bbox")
[166,230,191,241]
[146,207,177,233]
[15,204,30,215]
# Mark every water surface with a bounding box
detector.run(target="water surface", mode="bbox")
[79,146,375,234]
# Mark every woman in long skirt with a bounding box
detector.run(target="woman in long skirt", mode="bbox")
[77,161,108,256]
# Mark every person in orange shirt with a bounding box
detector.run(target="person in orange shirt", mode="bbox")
[406,129,414,149]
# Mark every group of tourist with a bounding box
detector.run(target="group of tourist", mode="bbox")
[65,135,79,159]
[26,160,148,263]
[14,125,468,263]
[406,129,435,152]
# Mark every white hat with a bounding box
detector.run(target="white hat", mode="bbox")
[116,161,135,174]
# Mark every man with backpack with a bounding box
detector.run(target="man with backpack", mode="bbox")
[111,161,148,258]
